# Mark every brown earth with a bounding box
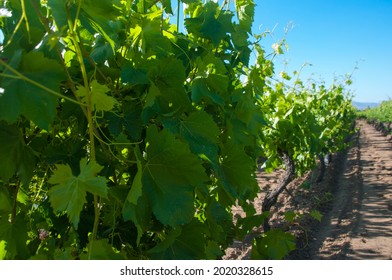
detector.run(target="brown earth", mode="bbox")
[224,120,392,259]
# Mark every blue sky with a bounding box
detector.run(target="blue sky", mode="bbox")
[1,1,391,102]
[253,0,392,103]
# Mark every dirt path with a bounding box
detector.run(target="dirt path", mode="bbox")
[307,120,392,259]
[225,120,392,260]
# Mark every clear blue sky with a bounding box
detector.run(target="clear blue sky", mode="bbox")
[1,1,391,102]
[253,0,392,103]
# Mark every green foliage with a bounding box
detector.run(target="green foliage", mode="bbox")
[48,158,108,228]
[0,0,355,260]
[357,100,392,123]
[259,78,355,175]
[251,229,296,259]
[76,80,118,113]
[310,210,323,222]
[0,51,66,129]
[0,122,36,185]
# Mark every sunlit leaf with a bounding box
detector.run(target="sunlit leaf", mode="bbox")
[48,158,108,228]
[76,80,117,113]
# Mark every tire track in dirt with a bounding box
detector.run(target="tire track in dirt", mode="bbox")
[309,120,392,259]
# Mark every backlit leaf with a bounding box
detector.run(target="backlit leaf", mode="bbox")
[235,0,255,32]
[76,80,117,112]
[48,158,108,228]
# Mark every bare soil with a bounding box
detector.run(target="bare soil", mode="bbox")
[224,120,392,259]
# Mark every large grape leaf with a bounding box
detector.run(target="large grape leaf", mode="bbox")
[131,126,208,227]
[180,110,220,161]
[217,141,259,201]
[163,110,220,161]
[0,215,29,259]
[191,78,225,105]
[48,158,108,228]
[0,122,36,185]
[0,51,66,129]
[234,93,265,135]
[147,57,191,114]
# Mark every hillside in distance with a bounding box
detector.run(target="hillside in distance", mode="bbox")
[352,101,380,110]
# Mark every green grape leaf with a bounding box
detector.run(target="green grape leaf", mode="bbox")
[47,0,68,29]
[127,9,172,54]
[0,122,36,185]
[161,110,220,161]
[48,158,108,228]
[0,186,12,213]
[205,240,224,259]
[148,57,186,91]
[81,239,124,260]
[185,2,234,46]
[205,201,234,244]
[121,65,149,85]
[145,58,192,115]
[90,41,114,63]
[0,51,66,129]
[148,219,207,259]
[251,229,296,260]
[79,0,121,20]
[76,80,117,113]
[0,240,6,260]
[0,215,29,259]
[234,94,264,134]
[191,78,225,105]
[284,211,297,223]
[237,213,269,237]
[142,126,209,227]
[217,141,258,201]
[77,0,121,51]
[0,122,25,181]
[310,209,323,222]
[122,192,151,246]
[126,148,143,205]
[235,0,255,33]
[162,0,173,14]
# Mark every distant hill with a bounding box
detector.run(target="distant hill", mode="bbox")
[352,101,380,111]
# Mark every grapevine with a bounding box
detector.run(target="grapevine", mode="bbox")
[357,100,392,135]
[0,0,355,260]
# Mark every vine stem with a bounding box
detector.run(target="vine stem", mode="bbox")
[67,10,99,259]
[0,62,84,107]
[11,180,21,224]
[177,0,180,33]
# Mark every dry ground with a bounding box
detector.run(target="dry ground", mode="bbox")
[224,120,392,259]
